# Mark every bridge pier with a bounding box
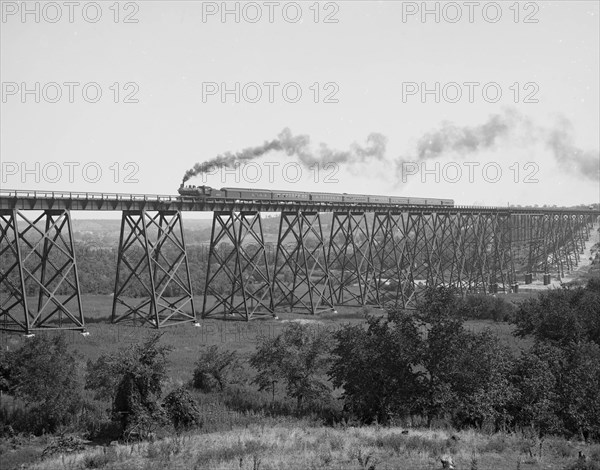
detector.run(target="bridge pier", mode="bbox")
[328,212,377,307]
[423,211,463,294]
[369,212,413,308]
[272,211,334,314]
[201,211,273,320]
[522,213,595,283]
[111,210,196,327]
[0,209,85,334]
[397,211,439,303]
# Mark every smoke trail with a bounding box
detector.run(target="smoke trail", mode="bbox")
[397,109,598,182]
[414,109,526,160]
[181,129,387,183]
[546,116,600,181]
[181,139,283,183]
[181,109,598,184]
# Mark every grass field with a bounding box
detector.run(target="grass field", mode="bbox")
[0,293,530,386]
[19,425,600,470]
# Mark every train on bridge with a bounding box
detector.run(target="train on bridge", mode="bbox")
[178,184,455,206]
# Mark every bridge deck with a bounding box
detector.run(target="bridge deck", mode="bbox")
[1,189,598,215]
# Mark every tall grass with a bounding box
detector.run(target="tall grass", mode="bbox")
[23,426,600,470]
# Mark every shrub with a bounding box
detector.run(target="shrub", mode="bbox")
[329,312,422,424]
[250,322,333,411]
[163,387,202,432]
[415,286,463,323]
[421,318,515,430]
[192,346,241,392]
[82,448,120,469]
[41,435,86,458]
[85,333,172,440]
[508,344,563,437]
[514,285,600,346]
[3,335,83,434]
[564,459,600,470]
[458,294,516,322]
[481,433,511,454]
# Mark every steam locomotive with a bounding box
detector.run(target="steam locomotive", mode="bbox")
[178,184,455,206]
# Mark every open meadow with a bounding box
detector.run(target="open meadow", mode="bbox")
[1,293,530,386]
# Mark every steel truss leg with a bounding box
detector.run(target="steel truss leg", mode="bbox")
[525,214,548,277]
[112,210,196,327]
[501,214,516,289]
[510,213,531,282]
[520,213,597,283]
[369,212,416,309]
[399,210,449,305]
[328,212,377,306]
[0,209,84,333]
[487,214,515,292]
[202,211,273,321]
[459,213,495,294]
[272,212,334,314]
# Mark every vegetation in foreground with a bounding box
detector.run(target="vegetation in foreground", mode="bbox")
[22,425,600,470]
[1,280,599,469]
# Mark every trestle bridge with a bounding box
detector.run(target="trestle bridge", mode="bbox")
[1,189,598,334]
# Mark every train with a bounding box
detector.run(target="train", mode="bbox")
[178,184,455,206]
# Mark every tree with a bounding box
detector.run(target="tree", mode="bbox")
[419,315,468,424]
[5,335,82,434]
[163,387,202,432]
[192,345,241,392]
[508,343,563,437]
[558,341,600,441]
[415,288,516,429]
[448,330,515,430]
[250,323,332,411]
[329,311,423,424]
[514,284,600,346]
[415,286,463,323]
[86,334,172,439]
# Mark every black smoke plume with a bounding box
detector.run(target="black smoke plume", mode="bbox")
[398,109,598,182]
[181,128,387,183]
[181,110,598,184]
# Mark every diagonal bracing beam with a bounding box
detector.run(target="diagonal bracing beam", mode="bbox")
[327,212,377,307]
[0,209,84,333]
[202,211,273,320]
[272,212,334,314]
[112,210,196,327]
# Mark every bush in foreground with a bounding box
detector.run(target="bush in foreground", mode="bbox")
[1,335,82,434]
[163,387,202,432]
[192,345,241,392]
[250,322,333,411]
[86,333,172,440]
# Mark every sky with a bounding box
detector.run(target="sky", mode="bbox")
[1,0,599,218]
